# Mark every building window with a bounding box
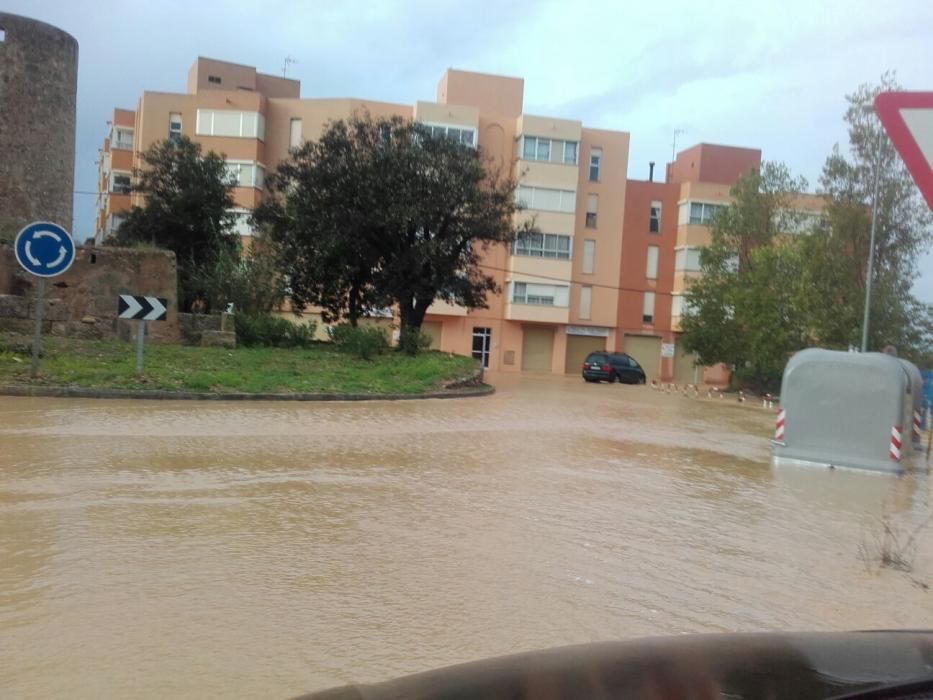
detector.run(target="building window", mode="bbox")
[563,141,578,164]
[289,118,302,149]
[169,113,182,143]
[646,245,659,279]
[472,327,492,368]
[513,233,571,260]
[208,75,222,84]
[671,295,684,317]
[643,291,655,324]
[589,147,602,182]
[229,209,255,237]
[111,173,131,195]
[650,200,661,233]
[515,186,576,213]
[512,282,569,307]
[112,128,134,150]
[674,247,702,272]
[688,201,725,225]
[579,287,592,320]
[582,239,595,274]
[224,161,266,189]
[196,109,266,140]
[585,193,598,228]
[423,123,476,147]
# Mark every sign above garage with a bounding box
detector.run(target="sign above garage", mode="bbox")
[567,326,609,337]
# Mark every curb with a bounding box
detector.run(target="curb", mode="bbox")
[0,382,495,402]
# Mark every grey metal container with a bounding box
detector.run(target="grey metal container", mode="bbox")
[771,349,915,473]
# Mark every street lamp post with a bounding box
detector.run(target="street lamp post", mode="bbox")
[860,108,884,353]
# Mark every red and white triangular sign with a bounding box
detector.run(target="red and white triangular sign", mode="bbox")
[875,91,933,210]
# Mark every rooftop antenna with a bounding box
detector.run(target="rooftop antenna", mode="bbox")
[283,56,297,78]
[671,128,686,163]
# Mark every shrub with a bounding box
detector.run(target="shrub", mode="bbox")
[329,324,387,360]
[235,313,316,348]
[398,327,432,356]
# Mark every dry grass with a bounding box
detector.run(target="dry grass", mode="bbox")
[858,512,932,577]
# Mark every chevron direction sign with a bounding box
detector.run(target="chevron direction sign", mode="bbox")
[118,295,168,321]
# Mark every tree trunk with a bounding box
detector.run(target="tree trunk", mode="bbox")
[348,281,360,327]
[398,295,432,332]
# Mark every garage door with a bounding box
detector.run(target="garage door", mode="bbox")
[623,335,661,382]
[421,321,443,350]
[521,326,555,373]
[565,334,606,374]
[672,343,699,385]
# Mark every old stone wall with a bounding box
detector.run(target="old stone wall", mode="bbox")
[0,13,78,239]
[0,245,180,342]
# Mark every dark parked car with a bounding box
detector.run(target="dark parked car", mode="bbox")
[582,351,646,384]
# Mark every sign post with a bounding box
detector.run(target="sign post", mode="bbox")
[13,222,76,378]
[117,294,167,376]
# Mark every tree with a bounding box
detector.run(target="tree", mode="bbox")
[111,136,239,308]
[680,162,810,388]
[814,73,933,361]
[255,114,534,330]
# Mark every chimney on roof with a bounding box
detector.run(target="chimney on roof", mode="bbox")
[649,162,655,182]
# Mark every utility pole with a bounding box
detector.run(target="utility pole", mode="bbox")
[283,56,297,78]
[860,108,884,353]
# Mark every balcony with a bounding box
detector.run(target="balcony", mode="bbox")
[111,139,134,151]
[426,299,468,317]
[505,302,569,324]
[676,224,713,248]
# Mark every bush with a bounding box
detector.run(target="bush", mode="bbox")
[235,313,316,348]
[398,327,432,356]
[329,324,388,360]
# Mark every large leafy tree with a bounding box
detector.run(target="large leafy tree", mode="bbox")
[112,136,240,307]
[255,114,534,329]
[680,162,810,388]
[809,73,933,361]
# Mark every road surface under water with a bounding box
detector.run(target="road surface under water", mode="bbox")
[1,374,931,698]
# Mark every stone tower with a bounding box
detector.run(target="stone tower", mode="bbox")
[0,13,78,239]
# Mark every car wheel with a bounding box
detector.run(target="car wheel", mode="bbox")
[639,376,646,385]
[610,372,619,383]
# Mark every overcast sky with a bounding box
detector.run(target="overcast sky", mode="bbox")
[15,0,933,301]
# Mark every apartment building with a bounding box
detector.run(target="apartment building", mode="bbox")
[94,57,824,379]
[94,108,136,241]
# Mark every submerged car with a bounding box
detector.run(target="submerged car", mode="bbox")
[582,351,646,384]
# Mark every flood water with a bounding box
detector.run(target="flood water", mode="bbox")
[1,374,931,698]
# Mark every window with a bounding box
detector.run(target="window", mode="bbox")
[111,173,131,195]
[169,113,182,142]
[643,291,655,324]
[224,161,266,189]
[289,118,302,149]
[208,75,222,84]
[563,141,578,165]
[582,239,595,274]
[423,123,476,147]
[512,282,569,307]
[585,193,598,228]
[650,200,661,233]
[674,247,702,272]
[513,233,571,260]
[579,287,592,320]
[688,201,725,225]
[112,128,133,150]
[671,295,684,317]
[515,186,576,213]
[196,109,266,140]
[589,147,602,182]
[229,210,254,237]
[646,245,659,279]
[522,136,551,161]
[472,327,492,368]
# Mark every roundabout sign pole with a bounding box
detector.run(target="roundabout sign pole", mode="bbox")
[13,222,76,377]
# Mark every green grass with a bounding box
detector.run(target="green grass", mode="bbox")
[0,335,480,395]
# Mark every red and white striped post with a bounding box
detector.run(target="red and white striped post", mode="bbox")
[913,410,922,445]
[774,409,786,441]
[889,425,902,462]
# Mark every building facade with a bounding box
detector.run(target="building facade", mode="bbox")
[95,58,824,381]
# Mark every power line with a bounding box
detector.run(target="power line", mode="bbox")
[477,260,680,297]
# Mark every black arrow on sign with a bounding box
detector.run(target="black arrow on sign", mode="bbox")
[118,295,168,321]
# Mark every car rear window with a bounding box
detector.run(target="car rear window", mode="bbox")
[586,353,608,362]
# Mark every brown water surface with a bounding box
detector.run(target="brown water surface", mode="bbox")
[1,374,930,698]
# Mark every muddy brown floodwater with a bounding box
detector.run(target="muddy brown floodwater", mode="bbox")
[1,373,931,698]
